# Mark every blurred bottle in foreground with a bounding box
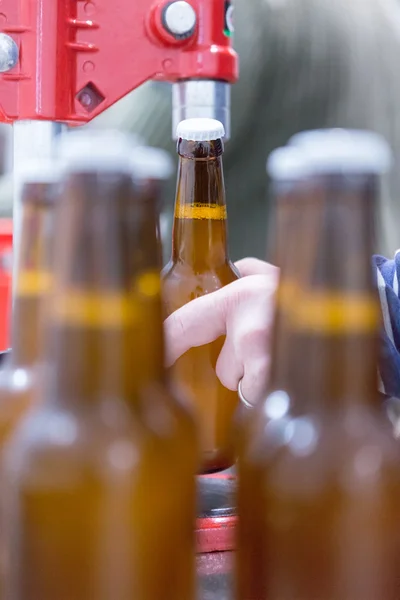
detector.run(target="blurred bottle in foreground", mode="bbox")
[129,143,198,599]
[0,160,61,442]
[237,131,400,600]
[4,133,197,600]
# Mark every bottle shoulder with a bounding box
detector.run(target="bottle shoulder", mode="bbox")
[0,364,40,442]
[239,405,400,496]
[139,381,197,444]
[5,402,149,484]
[6,387,199,484]
[163,258,238,279]
[162,260,239,310]
[0,363,37,390]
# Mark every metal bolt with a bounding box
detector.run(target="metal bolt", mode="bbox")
[163,1,196,39]
[0,34,18,73]
[79,92,92,108]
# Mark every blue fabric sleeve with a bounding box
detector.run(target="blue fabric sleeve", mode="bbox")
[374,252,400,399]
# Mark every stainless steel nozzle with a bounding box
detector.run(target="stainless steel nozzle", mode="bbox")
[172,80,231,140]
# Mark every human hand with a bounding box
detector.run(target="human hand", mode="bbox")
[164,258,279,406]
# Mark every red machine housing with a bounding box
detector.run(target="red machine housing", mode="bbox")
[0,219,12,351]
[196,475,236,554]
[0,0,238,347]
[196,473,237,600]
[0,0,238,123]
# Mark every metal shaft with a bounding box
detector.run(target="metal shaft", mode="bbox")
[172,81,231,140]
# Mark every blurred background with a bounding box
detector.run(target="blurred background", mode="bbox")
[1,0,400,261]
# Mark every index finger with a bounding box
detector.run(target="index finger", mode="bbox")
[235,257,277,277]
[164,286,230,367]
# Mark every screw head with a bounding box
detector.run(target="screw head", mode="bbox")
[79,92,92,108]
[0,34,18,73]
[163,1,196,40]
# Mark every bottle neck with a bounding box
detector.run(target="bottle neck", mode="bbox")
[268,175,380,414]
[47,172,165,408]
[130,181,166,387]
[11,193,54,367]
[171,139,230,268]
[11,296,46,367]
[48,306,135,407]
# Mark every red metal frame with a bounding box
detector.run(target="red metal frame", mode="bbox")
[0,0,238,124]
[0,219,12,350]
[196,473,237,554]
[196,515,237,554]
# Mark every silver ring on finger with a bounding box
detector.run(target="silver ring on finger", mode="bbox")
[238,378,254,409]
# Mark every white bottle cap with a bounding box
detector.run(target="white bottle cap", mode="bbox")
[288,129,392,175]
[18,158,65,184]
[130,146,174,181]
[57,129,136,174]
[176,118,225,142]
[267,147,312,181]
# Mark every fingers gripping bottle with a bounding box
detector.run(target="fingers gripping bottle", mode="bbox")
[162,118,240,473]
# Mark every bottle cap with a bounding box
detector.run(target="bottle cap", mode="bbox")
[267,147,311,181]
[176,118,225,142]
[57,129,136,174]
[18,158,65,184]
[131,146,174,181]
[288,129,392,175]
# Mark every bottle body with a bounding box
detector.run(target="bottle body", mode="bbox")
[162,134,239,473]
[237,401,400,600]
[163,259,238,472]
[237,322,400,599]
[6,390,195,600]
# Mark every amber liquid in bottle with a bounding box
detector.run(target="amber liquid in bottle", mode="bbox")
[237,173,400,600]
[162,137,239,473]
[4,168,196,600]
[0,181,57,442]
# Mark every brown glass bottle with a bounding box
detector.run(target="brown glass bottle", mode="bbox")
[162,120,240,473]
[4,148,196,600]
[129,159,198,598]
[0,166,60,443]
[237,138,400,600]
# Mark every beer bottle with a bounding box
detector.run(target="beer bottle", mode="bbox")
[237,131,400,600]
[0,160,61,442]
[236,145,312,600]
[162,118,240,473]
[4,134,196,600]
[129,146,198,598]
